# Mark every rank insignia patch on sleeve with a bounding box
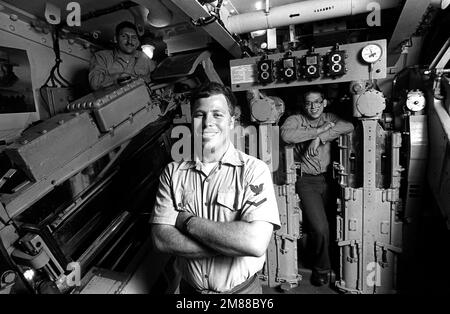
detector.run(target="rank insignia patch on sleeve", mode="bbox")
[250,183,264,196]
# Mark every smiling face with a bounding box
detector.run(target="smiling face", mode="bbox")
[117,27,139,55]
[192,94,234,158]
[303,91,325,120]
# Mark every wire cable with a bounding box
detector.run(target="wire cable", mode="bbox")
[191,0,223,27]
[39,26,74,113]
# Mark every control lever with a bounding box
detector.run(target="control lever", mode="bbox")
[0,169,16,189]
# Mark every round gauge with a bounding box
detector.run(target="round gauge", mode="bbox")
[307,65,317,75]
[331,53,342,63]
[361,43,383,64]
[406,90,426,112]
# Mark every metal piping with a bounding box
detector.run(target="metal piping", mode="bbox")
[224,0,402,34]
[265,0,270,14]
[78,1,137,23]
[78,211,131,274]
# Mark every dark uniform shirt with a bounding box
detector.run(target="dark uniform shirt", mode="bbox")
[281,112,354,175]
[88,49,156,90]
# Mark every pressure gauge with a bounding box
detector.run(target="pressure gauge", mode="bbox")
[361,43,383,64]
[406,90,426,112]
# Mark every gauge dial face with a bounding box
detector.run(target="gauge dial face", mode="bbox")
[361,44,383,64]
[406,92,426,112]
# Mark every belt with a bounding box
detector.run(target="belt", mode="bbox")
[301,173,325,177]
[295,166,325,178]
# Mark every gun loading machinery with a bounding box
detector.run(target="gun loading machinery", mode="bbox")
[0,78,174,293]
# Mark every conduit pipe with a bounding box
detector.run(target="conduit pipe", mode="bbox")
[265,0,270,14]
[224,0,402,34]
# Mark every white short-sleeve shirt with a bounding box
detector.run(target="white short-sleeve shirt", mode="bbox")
[150,144,281,292]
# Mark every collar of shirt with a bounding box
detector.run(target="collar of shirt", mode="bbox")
[179,143,245,170]
[302,114,326,128]
[113,49,140,63]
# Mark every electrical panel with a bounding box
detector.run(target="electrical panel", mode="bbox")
[279,52,298,82]
[301,48,321,80]
[324,47,347,78]
[230,39,387,92]
[42,87,76,117]
[257,57,275,84]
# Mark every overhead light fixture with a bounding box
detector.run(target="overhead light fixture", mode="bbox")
[131,1,173,28]
[254,1,263,10]
[141,44,155,59]
[250,29,267,38]
[23,269,35,281]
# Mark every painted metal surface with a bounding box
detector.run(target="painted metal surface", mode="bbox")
[230,40,387,91]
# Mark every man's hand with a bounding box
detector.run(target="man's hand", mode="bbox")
[151,224,218,258]
[317,121,335,134]
[114,73,137,85]
[175,211,194,233]
[307,137,321,157]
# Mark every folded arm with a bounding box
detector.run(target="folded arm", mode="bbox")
[88,53,117,90]
[151,224,217,258]
[177,212,273,257]
[150,165,217,258]
[281,116,334,144]
[318,117,354,143]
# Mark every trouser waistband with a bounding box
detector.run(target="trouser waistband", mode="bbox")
[181,273,259,295]
[227,273,259,294]
[301,173,325,177]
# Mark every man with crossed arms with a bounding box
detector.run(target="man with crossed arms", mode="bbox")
[150,82,280,294]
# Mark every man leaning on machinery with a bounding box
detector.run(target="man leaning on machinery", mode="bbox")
[281,87,354,287]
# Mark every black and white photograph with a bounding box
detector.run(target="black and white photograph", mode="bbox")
[0,46,35,114]
[0,0,449,308]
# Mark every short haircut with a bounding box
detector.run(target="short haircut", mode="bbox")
[190,82,236,116]
[115,21,139,39]
[304,86,325,101]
